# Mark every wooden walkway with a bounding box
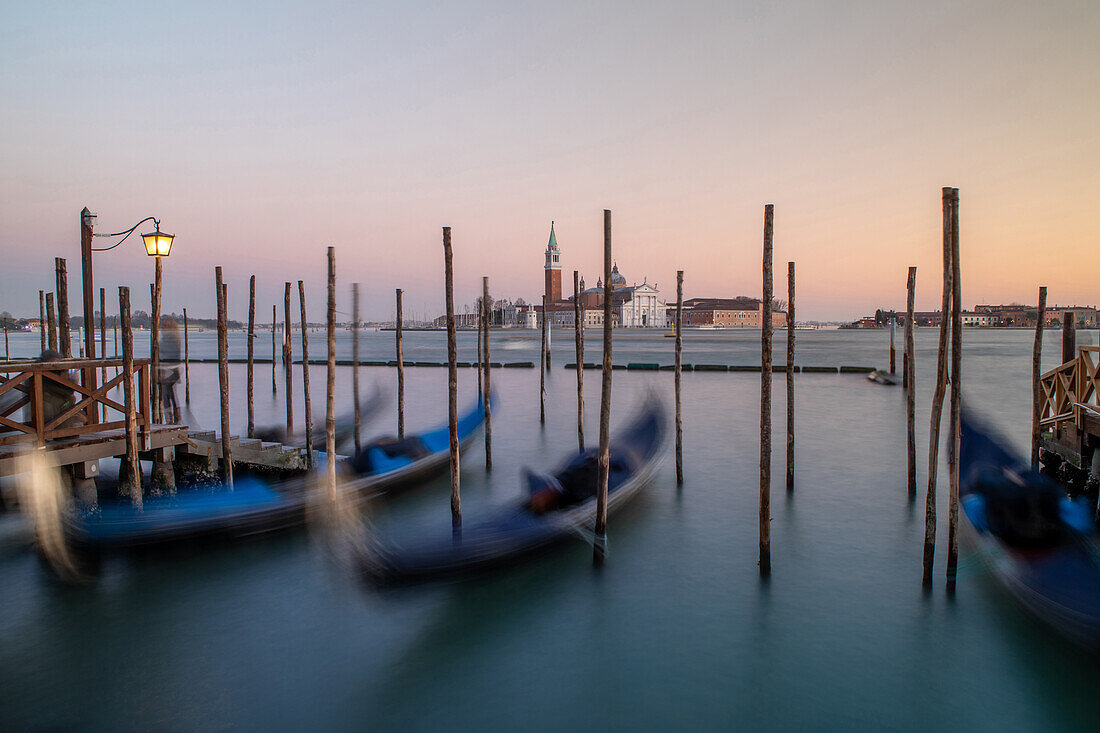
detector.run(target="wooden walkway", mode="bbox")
[0,424,187,477]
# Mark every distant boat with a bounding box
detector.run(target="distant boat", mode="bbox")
[959,412,1100,649]
[356,395,666,585]
[867,370,898,386]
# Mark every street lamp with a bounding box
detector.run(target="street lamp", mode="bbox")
[82,209,175,359]
[81,208,175,422]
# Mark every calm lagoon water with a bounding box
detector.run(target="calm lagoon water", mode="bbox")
[1,327,1098,731]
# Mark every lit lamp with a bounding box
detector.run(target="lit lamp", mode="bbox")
[142,225,175,257]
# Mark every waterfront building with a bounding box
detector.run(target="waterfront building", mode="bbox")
[682,297,787,329]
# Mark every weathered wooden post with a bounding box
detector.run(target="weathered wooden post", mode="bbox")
[396,288,405,439]
[183,308,190,405]
[1062,312,1076,364]
[923,188,955,589]
[540,295,547,424]
[46,292,58,352]
[675,270,684,484]
[98,286,106,374]
[298,280,313,468]
[271,305,278,394]
[119,286,141,506]
[326,247,337,502]
[443,228,461,534]
[482,276,492,470]
[38,290,47,352]
[113,307,119,358]
[546,304,552,369]
[1031,286,1048,469]
[247,276,256,438]
[2,316,8,361]
[352,282,361,453]
[945,187,961,593]
[786,262,794,493]
[283,283,293,435]
[760,204,774,577]
[151,258,163,423]
[906,267,917,500]
[55,258,71,357]
[594,210,613,565]
[889,318,896,374]
[98,288,107,420]
[216,268,233,488]
[575,270,585,452]
[476,298,483,395]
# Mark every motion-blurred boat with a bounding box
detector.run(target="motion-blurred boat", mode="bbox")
[253,383,387,448]
[67,397,490,550]
[357,395,665,584]
[959,412,1100,648]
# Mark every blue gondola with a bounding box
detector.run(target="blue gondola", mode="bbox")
[68,396,490,549]
[357,396,666,584]
[960,411,1100,648]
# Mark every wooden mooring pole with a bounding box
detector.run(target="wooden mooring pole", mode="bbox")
[326,247,337,502]
[283,283,293,435]
[922,188,955,589]
[151,258,163,423]
[786,262,794,493]
[476,297,483,395]
[55,258,71,357]
[1031,286,1048,469]
[540,294,547,425]
[760,204,774,578]
[946,187,961,593]
[298,280,313,468]
[183,308,190,405]
[38,290,46,353]
[396,288,405,439]
[482,276,492,471]
[595,209,613,566]
[99,288,107,421]
[443,228,461,534]
[1062,312,1076,364]
[98,285,106,358]
[247,276,256,438]
[272,304,278,395]
[889,318,896,374]
[575,270,585,452]
[352,282,361,454]
[46,292,57,352]
[216,269,233,488]
[119,286,141,506]
[675,269,684,484]
[2,316,7,361]
[906,267,917,500]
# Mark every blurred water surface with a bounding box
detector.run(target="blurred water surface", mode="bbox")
[1,327,1098,731]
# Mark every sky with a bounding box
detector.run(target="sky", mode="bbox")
[1,0,1097,322]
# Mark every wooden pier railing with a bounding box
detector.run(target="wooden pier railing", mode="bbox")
[0,358,150,447]
[1039,346,1100,432]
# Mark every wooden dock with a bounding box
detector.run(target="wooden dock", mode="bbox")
[1039,345,1100,478]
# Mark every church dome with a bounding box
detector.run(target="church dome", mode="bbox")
[610,262,627,288]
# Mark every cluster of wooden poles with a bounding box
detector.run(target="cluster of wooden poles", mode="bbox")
[897,187,1060,592]
[38,189,1067,583]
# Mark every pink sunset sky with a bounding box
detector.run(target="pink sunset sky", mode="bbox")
[1,1,1097,322]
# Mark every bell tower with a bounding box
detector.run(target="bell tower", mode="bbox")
[544,221,562,303]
